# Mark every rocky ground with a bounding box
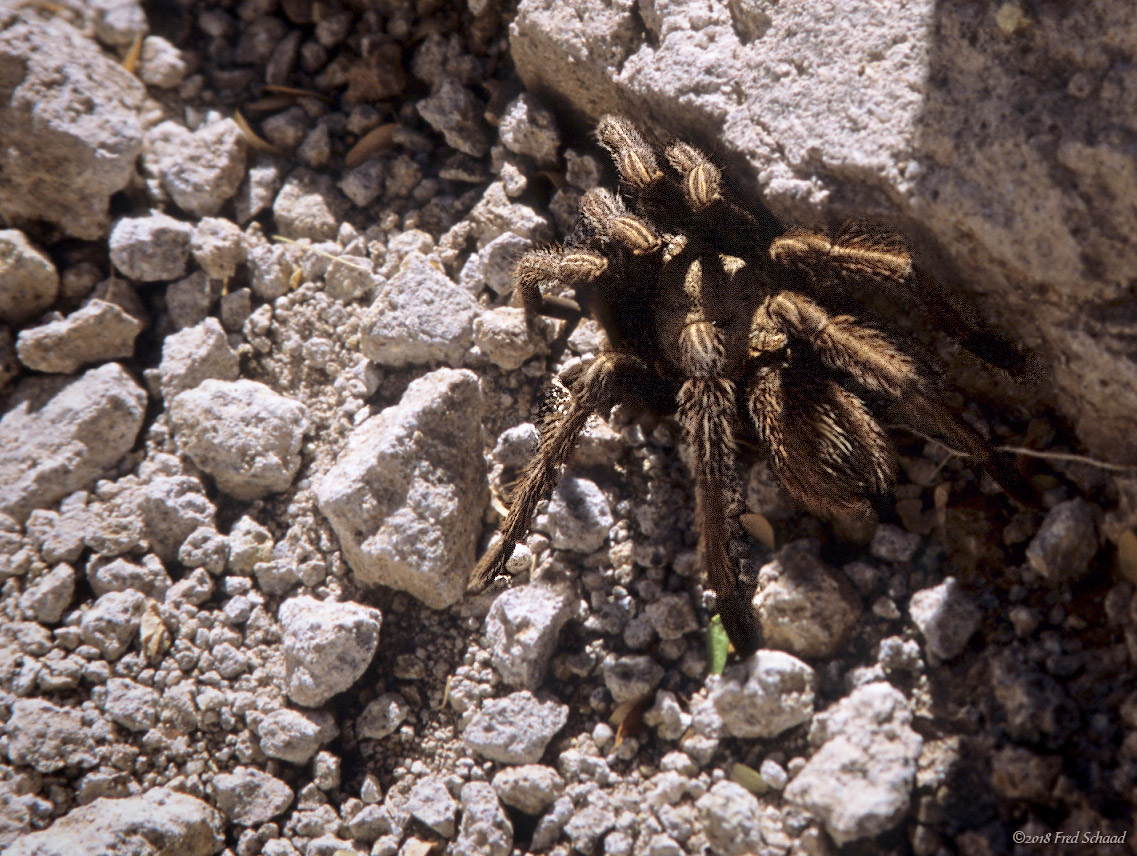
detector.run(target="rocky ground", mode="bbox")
[0,1,1136,855]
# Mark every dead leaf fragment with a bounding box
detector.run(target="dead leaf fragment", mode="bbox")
[740,512,776,550]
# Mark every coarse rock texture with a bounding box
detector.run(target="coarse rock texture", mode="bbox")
[484,583,575,689]
[16,299,143,374]
[362,252,481,368]
[908,575,981,660]
[279,595,382,707]
[5,789,224,856]
[509,0,1137,464]
[0,5,1132,856]
[0,12,145,239]
[712,650,816,739]
[169,379,309,500]
[0,363,146,521]
[785,682,924,845]
[463,691,569,764]
[316,368,486,610]
[752,541,862,657]
[0,230,59,325]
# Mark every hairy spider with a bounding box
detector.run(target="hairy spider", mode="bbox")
[468,115,1029,658]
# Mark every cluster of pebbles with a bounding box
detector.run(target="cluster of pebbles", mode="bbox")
[0,2,1135,856]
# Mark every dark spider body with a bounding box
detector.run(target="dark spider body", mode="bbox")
[469,115,1030,658]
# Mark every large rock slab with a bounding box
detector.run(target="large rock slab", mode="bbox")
[510,0,1137,463]
[316,368,487,610]
[0,363,146,522]
[4,789,224,856]
[0,13,144,239]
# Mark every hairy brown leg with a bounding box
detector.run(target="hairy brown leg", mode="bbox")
[761,290,1034,505]
[468,351,659,592]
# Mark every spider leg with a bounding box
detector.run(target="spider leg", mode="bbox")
[468,351,661,592]
[668,261,762,655]
[513,245,608,316]
[770,226,1028,375]
[744,346,896,523]
[760,291,1034,504]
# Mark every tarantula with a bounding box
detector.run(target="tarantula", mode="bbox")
[468,115,1029,658]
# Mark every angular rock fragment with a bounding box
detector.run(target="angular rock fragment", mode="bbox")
[0,230,59,324]
[109,213,193,281]
[463,691,568,764]
[4,789,223,856]
[0,364,146,522]
[145,119,247,217]
[16,300,143,374]
[279,595,382,707]
[362,253,480,368]
[316,369,486,609]
[170,379,308,500]
[784,683,923,845]
[712,650,816,739]
[0,15,144,239]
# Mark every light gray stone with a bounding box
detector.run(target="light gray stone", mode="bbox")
[109,213,193,282]
[752,542,862,657]
[158,317,240,402]
[212,767,294,826]
[103,677,158,732]
[416,78,490,157]
[453,782,512,856]
[545,475,612,553]
[5,698,96,773]
[908,576,981,660]
[457,231,533,296]
[498,93,561,167]
[178,526,229,575]
[602,654,665,704]
[473,307,545,370]
[0,230,59,324]
[246,242,304,300]
[79,589,145,660]
[89,0,146,47]
[356,692,410,740]
[138,475,216,562]
[485,583,575,689]
[164,272,213,330]
[0,15,144,239]
[228,516,274,574]
[784,682,923,845]
[463,691,568,764]
[466,181,552,248]
[258,708,338,764]
[695,781,766,856]
[407,777,459,838]
[491,765,564,815]
[870,524,921,563]
[1026,498,1097,584]
[362,252,480,368]
[191,217,245,281]
[16,300,142,374]
[279,595,382,707]
[272,168,347,241]
[88,555,171,599]
[0,364,146,522]
[645,594,698,641]
[316,369,487,610]
[712,650,816,738]
[19,562,75,623]
[145,119,246,217]
[138,35,188,88]
[170,379,308,500]
[3,789,223,856]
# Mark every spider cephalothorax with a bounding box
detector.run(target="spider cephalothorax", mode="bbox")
[469,115,1028,658]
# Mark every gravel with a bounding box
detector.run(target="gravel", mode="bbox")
[484,583,575,689]
[712,650,816,738]
[16,299,143,374]
[109,212,193,281]
[908,576,982,660]
[212,767,295,827]
[279,595,382,707]
[463,691,569,764]
[0,230,59,324]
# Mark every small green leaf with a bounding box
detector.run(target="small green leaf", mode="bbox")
[730,762,769,795]
[707,614,729,674]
